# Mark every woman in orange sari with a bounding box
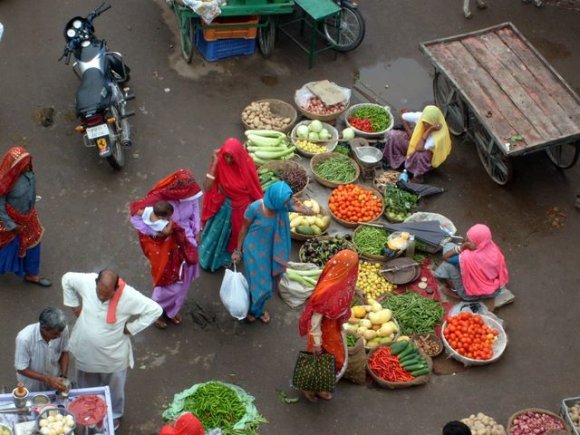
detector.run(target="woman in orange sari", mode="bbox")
[298,249,359,401]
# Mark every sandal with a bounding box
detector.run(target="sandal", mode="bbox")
[316,392,333,400]
[154,319,168,330]
[169,314,183,325]
[259,312,271,324]
[303,391,318,402]
[24,276,52,287]
[245,315,256,323]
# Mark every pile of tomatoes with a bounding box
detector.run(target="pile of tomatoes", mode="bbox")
[443,312,499,361]
[328,184,383,223]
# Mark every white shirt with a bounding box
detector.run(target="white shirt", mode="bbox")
[62,272,162,373]
[14,323,70,392]
[402,111,436,150]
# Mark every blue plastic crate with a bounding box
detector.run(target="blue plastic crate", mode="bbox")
[195,31,256,62]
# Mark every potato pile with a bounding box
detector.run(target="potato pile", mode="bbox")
[567,403,580,432]
[242,101,293,130]
[461,413,506,435]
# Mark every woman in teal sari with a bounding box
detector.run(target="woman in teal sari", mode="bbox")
[232,181,313,323]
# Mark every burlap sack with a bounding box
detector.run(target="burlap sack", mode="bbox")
[342,332,367,385]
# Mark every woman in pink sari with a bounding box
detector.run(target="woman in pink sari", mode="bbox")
[434,224,509,301]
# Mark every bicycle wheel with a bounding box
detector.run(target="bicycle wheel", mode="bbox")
[322,5,365,52]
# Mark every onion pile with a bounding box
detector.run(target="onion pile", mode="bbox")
[509,411,566,435]
[304,97,346,115]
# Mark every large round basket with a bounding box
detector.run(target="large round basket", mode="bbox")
[507,408,571,434]
[310,152,360,188]
[366,345,432,389]
[298,235,356,266]
[328,185,385,228]
[352,225,400,262]
[241,99,298,134]
[290,206,330,242]
[411,332,444,358]
[345,103,394,138]
[260,160,309,196]
[290,121,339,157]
[294,83,350,123]
[441,315,508,366]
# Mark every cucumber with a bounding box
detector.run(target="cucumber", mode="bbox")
[399,351,420,363]
[410,367,431,377]
[404,362,427,372]
[398,343,417,359]
[390,341,409,355]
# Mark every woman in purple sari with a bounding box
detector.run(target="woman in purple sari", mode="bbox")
[130,170,202,329]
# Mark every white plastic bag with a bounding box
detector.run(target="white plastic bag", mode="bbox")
[220,265,250,320]
[449,301,504,327]
[183,0,223,24]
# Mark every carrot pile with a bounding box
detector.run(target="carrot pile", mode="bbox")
[367,346,414,382]
[328,184,383,223]
[443,312,499,360]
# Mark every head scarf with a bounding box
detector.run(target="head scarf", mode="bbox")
[459,224,509,297]
[407,105,452,168]
[263,181,293,276]
[159,413,204,435]
[299,249,359,336]
[130,169,201,215]
[0,147,32,196]
[201,138,263,225]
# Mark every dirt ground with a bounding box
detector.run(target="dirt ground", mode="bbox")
[0,0,579,434]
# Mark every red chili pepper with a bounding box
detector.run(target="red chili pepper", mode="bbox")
[348,116,374,133]
[368,347,414,382]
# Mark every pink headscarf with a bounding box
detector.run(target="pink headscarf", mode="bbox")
[459,224,509,297]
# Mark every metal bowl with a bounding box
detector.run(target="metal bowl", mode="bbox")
[354,146,383,165]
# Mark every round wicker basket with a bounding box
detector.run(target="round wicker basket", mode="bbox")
[310,152,360,188]
[241,99,298,134]
[294,83,350,123]
[298,235,356,267]
[411,332,444,358]
[290,206,330,242]
[507,409,570,434]
[441,315,508,366]
[259,160,309,196]
[367,345,432,389]
[328,185,385,228]
[352,225,397,262]
[290,121,339,157]
[345,103,394,138]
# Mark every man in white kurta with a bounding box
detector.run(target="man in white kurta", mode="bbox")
[62,270,162,428]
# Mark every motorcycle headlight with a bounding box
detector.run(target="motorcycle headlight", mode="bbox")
[66,29,76,38]
[73,19,83,29]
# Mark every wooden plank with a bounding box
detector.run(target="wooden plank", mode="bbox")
[421,22,513,49]
[476,32,579,138]
[497,27,580,123]
[462,36,563,141]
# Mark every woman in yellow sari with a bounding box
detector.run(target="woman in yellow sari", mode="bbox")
[383,105,452,182]
[298,249,359,401]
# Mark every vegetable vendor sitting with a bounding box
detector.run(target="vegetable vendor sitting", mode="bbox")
[383,105,452,182]
[434,224,512,304]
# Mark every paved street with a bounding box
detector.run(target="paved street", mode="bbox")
[0,0,579,433]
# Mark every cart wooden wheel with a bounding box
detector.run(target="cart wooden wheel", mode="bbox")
[545,141,580,169]
[433,72,467,136]
[473,117,513,185]
[258,16,276,58]
[173,1,194,63]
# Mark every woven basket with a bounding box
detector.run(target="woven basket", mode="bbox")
[411,332,443,358]
[310,153,360,188]
[260,160,309,196]
[241,99,298,134]
[367,345,432,389]
[507,409,571,434]
[290,121,339,157]
[352,224,404,262]
[441,315,508,366]
[328,185,385,228]
[294,83,350,123]
[290,206,330,242]
[298,235,356,267]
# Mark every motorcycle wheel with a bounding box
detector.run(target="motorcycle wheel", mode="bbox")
[106,107,126,170]
[322,5,365,52]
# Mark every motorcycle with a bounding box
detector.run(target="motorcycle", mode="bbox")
[60,3,134,170]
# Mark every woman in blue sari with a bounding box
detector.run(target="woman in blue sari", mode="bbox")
[232,181,314,323]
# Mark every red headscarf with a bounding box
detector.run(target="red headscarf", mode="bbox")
[0,147,32,196]
[159,413,204,435]
[460,224,509,297]
[299,250,359,336]
[201,138,263,251]
[130,169,202,215]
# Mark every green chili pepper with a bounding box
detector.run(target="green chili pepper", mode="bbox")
[381,292,444,334]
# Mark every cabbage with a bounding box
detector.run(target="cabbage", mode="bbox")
[319,128,331,140]
[308,120,323,133]
[342,128,355,140]
[308,132,320,142]
[296,125,309,139]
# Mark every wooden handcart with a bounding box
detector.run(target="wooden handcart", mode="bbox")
[420,22,580,185]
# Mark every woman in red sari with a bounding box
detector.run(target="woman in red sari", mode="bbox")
[130,169,202,328]
[298,249,359,402]
[200,138,263,272]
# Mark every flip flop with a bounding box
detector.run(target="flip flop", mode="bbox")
[245,315,256,323]
[154,319,168,330]
[24,277,52,287]
[316,392,333,400]
[169,314,183,325]
[259,312,271,324]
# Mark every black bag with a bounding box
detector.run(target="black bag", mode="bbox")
[292,351,336,392]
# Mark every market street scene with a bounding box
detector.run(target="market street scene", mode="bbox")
[0,0,579,433]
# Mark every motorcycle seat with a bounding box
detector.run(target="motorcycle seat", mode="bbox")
[76,68,110,115]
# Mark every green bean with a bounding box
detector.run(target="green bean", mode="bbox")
[351,106,391,132]
[346,334,359,347]
[381,292,444,334]
[354,226,389,255]
[314,156,357,182]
